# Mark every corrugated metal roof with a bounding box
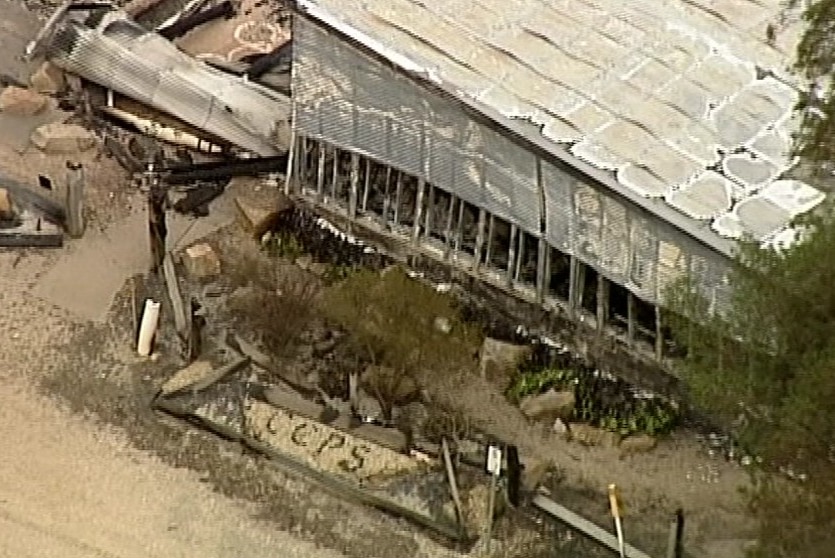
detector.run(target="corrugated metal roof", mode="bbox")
[43,6,291,156]
[295,0,824,249]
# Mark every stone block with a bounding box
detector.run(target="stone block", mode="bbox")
[183,243,221,278]
[31,123,95,154]
[234,190,292,239]
[0,86,47,116]
[0,188,12,219]
[479,337,532,383]
[520,388,576,423]
[29,61,65,94]
[619,434,658,456]
[568,423,621,448]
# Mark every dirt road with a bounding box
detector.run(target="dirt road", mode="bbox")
[0,382,346,558]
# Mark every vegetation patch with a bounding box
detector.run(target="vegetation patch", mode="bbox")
[507,364,679,437]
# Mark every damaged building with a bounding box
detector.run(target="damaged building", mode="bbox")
[281,0,825,359]
[22,0,826,364]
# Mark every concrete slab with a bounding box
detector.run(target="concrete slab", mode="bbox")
[33,188,238,322]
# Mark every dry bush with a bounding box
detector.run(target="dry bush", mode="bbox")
[229,253,320,358]
[320,265,482,416]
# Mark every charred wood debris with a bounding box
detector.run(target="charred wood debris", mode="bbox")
[2,0,292,246]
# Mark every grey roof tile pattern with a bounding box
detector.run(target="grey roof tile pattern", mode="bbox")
[296,0,825,246]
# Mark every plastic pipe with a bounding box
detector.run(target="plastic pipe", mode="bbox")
[137,298,161,356]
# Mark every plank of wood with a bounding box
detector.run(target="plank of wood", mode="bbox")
[162,252,188,338]
[532,493,655,558]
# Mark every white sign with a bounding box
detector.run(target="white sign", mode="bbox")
[486,445,503,476]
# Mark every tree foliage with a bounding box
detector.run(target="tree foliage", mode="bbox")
[666,207,835,557]
[787,0,835,167]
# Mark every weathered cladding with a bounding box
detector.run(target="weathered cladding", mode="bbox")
[293,16,541,235]
[293,16,732,311]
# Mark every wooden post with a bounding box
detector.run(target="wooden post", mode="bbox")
[514,229,525,282]
[393,171,403,225]
[424,183,435,239]
[536,237,548,302]
[412,179,425,244]
[568,255,585,318]
[330,146,339,201]
[453,197,465,255]
[65,162,85,238]
[473,208,486,272]
[299,136,308,184]
[666,508,684,558]
[382,167,392,225]
[655,305,664,360]
[507,224,517,286]
[485,214,495,266]
[348,153,359,220]
[361,158,371,212]
[443,195,456,260]
[627,292,636,347]
[597,273,610,334]
[316,142,325,199]
[441,439,465,536]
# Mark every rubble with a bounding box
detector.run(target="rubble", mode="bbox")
[29,61,64,94]
[0,86,47,116]
[183,243,221,278]
[30,122,96,154]
[32,2,292,156]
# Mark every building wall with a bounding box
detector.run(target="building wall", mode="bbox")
[291,15,732,311]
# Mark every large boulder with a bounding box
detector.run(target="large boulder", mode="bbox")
[31,123,95,154]
[29,61,65,94]
[183,243,221,278]
[0,86,47,116]
[479,337,532,382]
[520,388,576,423]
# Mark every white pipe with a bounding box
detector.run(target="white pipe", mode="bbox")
[137,299,161,357]
[101,105,224,154]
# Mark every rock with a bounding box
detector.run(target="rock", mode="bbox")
[361,365,419,404]
[312,338,336,357]
[159,360,213,396]
[31,123,96,154]
[521,457,551,491]
[235,190,293,239]
[352,423,408,452]
[183,243,221,278]
[479,337,532,382]
[29,61,65,94]
[553,418,570,439]
[0,188,13,220]
[568,423,621,448]
[355,388,383,421]
[0,86,47,116]
[520,388,575,423]
[433,316,452,334]
[619,434,658,456]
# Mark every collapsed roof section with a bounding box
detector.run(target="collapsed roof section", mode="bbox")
[34,2,291,156]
